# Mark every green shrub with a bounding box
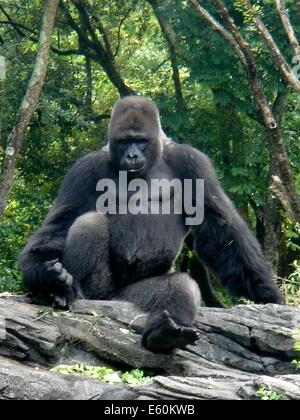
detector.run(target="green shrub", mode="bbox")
[257,386,286,401]
[0,178,52,293]
[51,363,151,386]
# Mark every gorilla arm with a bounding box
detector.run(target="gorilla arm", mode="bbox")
[165,143,284,304]
[18,152,107,303]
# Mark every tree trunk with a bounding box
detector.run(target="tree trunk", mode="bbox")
[263,190,281,274]
[84,56,93,117]
[297,0,300,21]
[0,0,60,221]
[0,296,299,400]
[263,87,290,273]
[147,0,185,109]
[189,0,300,224]
[61,0,133,98]
[275,0,300,57]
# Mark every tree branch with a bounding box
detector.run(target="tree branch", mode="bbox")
[0,0,60,220]
[253,16,300,94]
[188,0,247,68]
[189,0,300,222]
[114,6,134,57]
[0,19,84,57]
[297,0,300,21]
[61,0,133,97]
[275,0,300,57]
[147,0,185,108]
[213,0,277,129]
[85,3,114,60]
[0,18,39,37]
[270,175,299,222]
[272,86,291,125]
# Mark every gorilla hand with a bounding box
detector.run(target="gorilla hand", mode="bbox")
[44,259,75,308]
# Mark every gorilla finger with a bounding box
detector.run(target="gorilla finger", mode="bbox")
[53,262,63,273]
[65,274,73,287]
[58,268,68,282]
[45,259,59,270]
[54,295,67,308]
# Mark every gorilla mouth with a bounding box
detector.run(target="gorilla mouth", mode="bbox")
[127,165,145,173]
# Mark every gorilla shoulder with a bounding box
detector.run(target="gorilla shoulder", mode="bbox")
[163,140,213,179]
[55,150,111,207]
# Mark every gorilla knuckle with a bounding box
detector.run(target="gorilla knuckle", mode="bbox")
[71,212,109,232]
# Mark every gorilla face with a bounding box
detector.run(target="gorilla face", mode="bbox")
[108,96,163,177]
[117,137,148,174]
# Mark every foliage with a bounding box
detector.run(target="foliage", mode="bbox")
[234,0,262,25]
[0,0,299,304]
[292,361,300,370]
[292,329,300,370]
[0,179,52,292]
[51,363,151,386]
[295,330,300,353]
[256,386,286,401]
[280,261,300,306]
[121,369,152,386]
[214,287,241,308]
[285,223,300,253]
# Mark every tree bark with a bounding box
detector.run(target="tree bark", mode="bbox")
[253,16,300,94]
[263,191,281,273]
[263,87,291,273]
[0,0,60,221]
[275,0,300,57]
[0,297,299,400]
[84,56,93,117]
[61,0,133,97]
[189,0,300,224]
[297,0,300,21]
[147,0,185,109]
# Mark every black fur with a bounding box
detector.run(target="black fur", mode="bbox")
[19,96,284,353]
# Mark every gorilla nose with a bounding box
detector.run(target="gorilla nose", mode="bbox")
[124,156,145,172]
[125,155,139,167]
[126,152,139,161]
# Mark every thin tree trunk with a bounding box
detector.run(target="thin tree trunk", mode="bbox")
[85,55,93,117]
[61,0,133,97]
[0,0,60,221]
[189,0,300,223]
[263,88,291,274]
[147,0,185,109]
[297,0,300,21]
[264,177,281,274]
[275,0,300,57]
[253,16,300,93]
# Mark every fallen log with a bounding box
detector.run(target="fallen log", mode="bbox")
[0,297,299,400]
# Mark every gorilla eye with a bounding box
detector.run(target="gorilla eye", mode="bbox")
[117,140,128,148]
[136,139,148,150]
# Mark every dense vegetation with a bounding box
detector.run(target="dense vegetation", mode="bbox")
[0,0,300,305]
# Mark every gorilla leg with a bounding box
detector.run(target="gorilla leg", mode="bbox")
[63,212,115,300]
[115,273,201,353]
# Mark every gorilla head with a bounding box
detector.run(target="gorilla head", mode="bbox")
[108,96,165,176]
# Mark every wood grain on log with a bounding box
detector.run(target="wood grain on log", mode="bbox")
[0,297,299,400]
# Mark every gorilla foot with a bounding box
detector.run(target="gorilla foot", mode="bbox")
[142,310,200,353]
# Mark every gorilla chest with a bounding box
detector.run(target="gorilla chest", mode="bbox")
[109,213,188,283]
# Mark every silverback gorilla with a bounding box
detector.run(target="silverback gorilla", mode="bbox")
[19,96,284,353]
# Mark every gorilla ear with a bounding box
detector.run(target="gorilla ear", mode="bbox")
[102,143,110,152]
